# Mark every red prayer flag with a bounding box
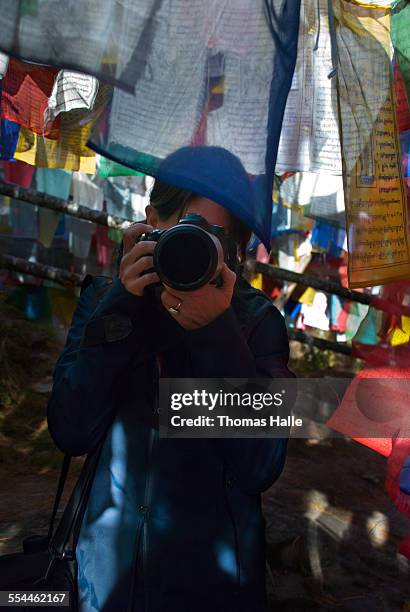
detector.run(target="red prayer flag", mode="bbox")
[394,60,410,133]
[1,58,60,139]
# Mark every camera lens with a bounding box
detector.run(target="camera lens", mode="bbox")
[154,225,223,291]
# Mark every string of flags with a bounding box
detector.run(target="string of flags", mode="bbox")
[0,0,409,336]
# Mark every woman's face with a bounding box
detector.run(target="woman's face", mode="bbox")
[146,196,233,233]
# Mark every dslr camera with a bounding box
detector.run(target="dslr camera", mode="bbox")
[138,213,238,291]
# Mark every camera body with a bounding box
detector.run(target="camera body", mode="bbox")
[139,213,238,291]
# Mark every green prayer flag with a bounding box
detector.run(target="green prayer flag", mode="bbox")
[391,0,410,106]
[21,0,38,17]
[97,155,144,178]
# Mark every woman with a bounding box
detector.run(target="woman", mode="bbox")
[47,180,294,612]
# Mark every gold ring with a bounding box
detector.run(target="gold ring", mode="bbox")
[168,301,182,314]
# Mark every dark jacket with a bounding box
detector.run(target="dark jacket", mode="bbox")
[47,272,294,612]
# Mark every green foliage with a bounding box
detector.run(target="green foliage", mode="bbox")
[289,342,361,378]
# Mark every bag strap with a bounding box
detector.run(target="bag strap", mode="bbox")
[48,438,106,559]
[46,455,71,543]
[46,274,114,556]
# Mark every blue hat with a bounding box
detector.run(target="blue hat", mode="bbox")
[156,145,271,250]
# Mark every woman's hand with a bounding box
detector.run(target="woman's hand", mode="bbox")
[160,264,236,330]
[119,223,160,296]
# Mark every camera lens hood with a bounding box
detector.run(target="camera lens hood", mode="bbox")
[154,224,224,291]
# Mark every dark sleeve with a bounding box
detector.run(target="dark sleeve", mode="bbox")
[185,302,295,494]
[47,277,183,457]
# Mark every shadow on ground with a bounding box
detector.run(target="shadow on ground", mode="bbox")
[0,299,408,610]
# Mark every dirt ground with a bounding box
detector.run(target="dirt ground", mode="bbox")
[0,300,409,610]
[264,437,410,611]
[0,439,408,611]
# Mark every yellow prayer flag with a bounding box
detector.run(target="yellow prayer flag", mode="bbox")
[299,287,316,305]
[389,326,409,346]
[250,273,263,290]
[14,127,96,174]
[401,315,410,335]
[13,82,111,174]
[334,0,410,287]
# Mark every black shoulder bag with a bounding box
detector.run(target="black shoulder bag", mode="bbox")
[0,275,113,611]
[0,441,104,611]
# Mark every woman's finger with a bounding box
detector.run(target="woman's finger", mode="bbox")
[122,222,153,255]
[137,271,161,289]
[162,284,185,300]
[120,240,156,272]
[121,255,155,283]
[161,289,182,310]
[219,263,236,292]
[127,272,160,295]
